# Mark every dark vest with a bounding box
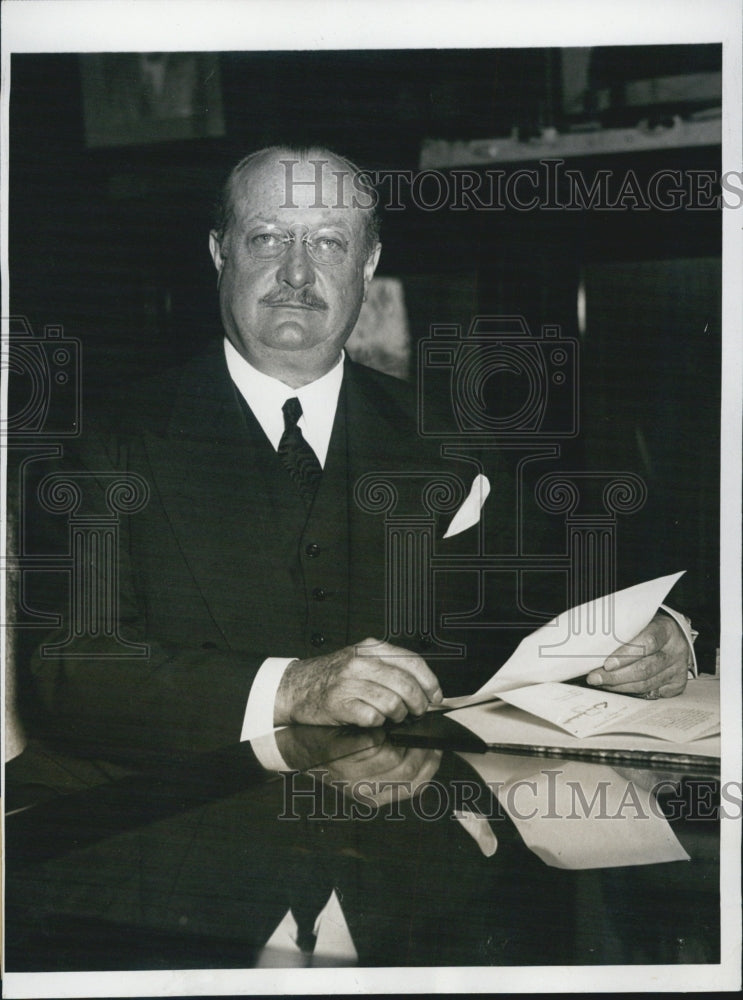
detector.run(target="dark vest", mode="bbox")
[236,386,353,660]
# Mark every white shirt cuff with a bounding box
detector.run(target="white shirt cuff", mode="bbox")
[249,729,291,772]
[659,604,698,677]
[240,656,295,742]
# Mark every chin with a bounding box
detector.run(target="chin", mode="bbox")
[264,321,322,350]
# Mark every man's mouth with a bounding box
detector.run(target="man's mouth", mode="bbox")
[267,302,317,310]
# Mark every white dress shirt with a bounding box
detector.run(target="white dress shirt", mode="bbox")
[223,338,345,749]
[224,337,343,467]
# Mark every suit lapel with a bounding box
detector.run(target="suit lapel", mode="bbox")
[141,346,307,649]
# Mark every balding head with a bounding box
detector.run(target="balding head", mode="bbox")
[213,145,380,254]
[209,145,382,388]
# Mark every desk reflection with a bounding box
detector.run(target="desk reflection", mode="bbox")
[5,720,720,971]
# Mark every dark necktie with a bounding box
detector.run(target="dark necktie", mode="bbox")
[278,397,322,505]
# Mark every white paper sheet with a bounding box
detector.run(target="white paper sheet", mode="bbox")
[440,571,685,711]
[458,752,690,869]
[449,678,721,758]
[497,681,720,742]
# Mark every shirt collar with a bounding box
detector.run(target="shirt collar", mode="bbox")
[223,337,344,467]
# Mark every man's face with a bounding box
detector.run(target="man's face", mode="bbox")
[210,151,380,386]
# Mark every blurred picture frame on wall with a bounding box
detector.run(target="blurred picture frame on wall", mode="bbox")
[80,52,225,147]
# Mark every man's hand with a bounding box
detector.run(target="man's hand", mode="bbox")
[586,613,690,698]
[315,743,443,808]
[274,725,386,773]
[274,637,443,727]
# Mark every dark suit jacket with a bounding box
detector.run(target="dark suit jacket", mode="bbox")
[27,342,540,764]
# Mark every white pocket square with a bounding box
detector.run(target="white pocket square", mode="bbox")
[443,473,490,539]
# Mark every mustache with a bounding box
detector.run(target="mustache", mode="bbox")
[260,289,328,310]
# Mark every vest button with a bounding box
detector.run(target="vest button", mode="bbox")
[305,543,321,558]
[312,587,327,601]
[311,632,325,648]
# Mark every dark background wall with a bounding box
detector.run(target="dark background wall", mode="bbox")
[8,48,722,663]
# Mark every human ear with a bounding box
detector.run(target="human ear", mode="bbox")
[362,242,382,299]
[209,230,226,278]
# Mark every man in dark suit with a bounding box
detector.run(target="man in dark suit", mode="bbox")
[27,145,693,762]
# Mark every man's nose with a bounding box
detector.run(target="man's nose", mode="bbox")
[276,236,316,288]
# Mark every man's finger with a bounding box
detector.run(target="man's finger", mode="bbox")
[339,677,418,725]
[588,649,668,688]
[354,638,443,703]
[370,749,443,806]
[340,697,388,728]
[329,744,408,780]
[350,662,432,717]
[657,677,688,697]
[588,660,681,695]
[381,746,441,785]
[601,619,670,672]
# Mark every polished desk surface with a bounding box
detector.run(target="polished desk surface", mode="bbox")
[5,715,720,972]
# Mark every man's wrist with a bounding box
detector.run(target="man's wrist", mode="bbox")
[273,658,300,727]
[658,604,698,677]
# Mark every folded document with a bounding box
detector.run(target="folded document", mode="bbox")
[496,679,719,742]
[438,571,720,746]
[449,679,720,759]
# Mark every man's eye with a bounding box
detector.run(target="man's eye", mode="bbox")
[310,234,347,261]
[251,233,282,247]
